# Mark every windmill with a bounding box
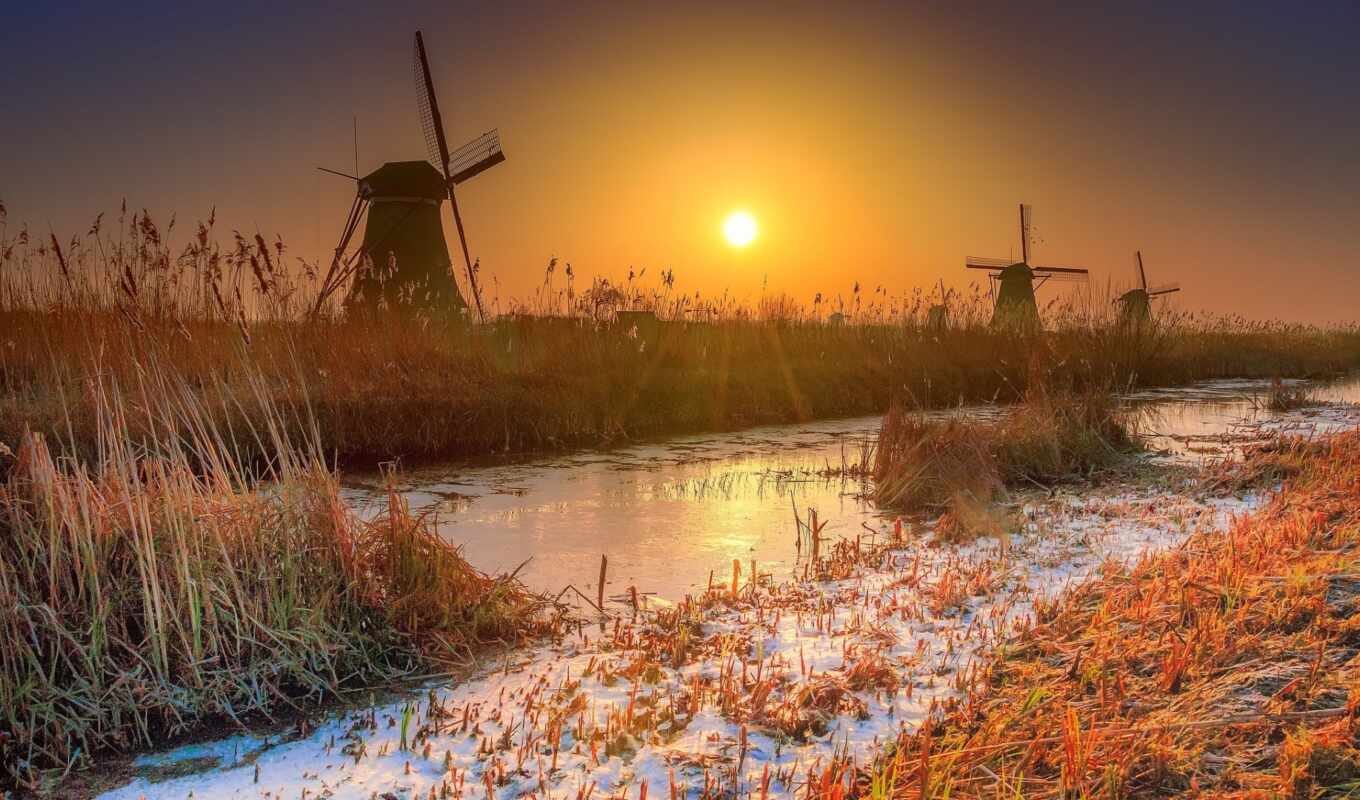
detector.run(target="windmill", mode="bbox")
[965,204,1089,328]
[1115,251,1180,324]
[316,31,505,320]
[926,279,952,332]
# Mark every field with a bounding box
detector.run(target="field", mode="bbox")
[6,210,1360,798]
[4,208,1360,471]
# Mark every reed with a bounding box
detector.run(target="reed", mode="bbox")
[0,365,545,789]
[4,207,1360,472]
[873,379,1138,513]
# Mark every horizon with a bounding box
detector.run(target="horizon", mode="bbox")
[5,1,1360,323]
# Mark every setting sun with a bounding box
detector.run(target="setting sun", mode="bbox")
[722,211,758,248]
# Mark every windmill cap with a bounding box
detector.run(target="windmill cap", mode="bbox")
[359,161,448,200]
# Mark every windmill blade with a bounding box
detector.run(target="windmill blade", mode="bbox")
[414,31,452,178]
[1030,264,1089,275]
[966,256,1012,270]
[1019,203,1033,264]
[1147,283,1181,296]
[1034,271,1089,283]
[448,130,506,184]
[1136,250,1148,290]
[316,166,358,181]
[414,30,485,323]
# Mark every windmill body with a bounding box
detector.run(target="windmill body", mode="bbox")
[965,204,1088,329]
[992,262,1041,327]
[1115,288,1151,322]
[345,161,467,315]
[925,280,952,332]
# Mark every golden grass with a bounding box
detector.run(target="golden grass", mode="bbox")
[873,380,1138,515]
[852,432,1360,798]
[0,366,548,789]
[5,207,1360,470]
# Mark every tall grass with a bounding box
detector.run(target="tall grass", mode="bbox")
[4,204,1360,471]
[0,365,544,788]
[874,376,1138,512]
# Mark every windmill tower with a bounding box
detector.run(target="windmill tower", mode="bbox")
[965,204,1089,328]
[1115,251,1180,325]
[925,280,952,332]
[320,31,505,320]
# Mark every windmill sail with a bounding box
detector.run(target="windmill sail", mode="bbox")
[413,30,486,322]
[448,130,506,184]
[414,33,451,175]
[965,256,1014,269]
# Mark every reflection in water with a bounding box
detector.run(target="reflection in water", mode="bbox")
[344,420,890,602]
[344,375,1360,601]
[1133,375,1360,460]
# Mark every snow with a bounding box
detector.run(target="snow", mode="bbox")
[100,485,1259,800]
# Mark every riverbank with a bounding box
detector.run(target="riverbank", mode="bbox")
[855,431,1360,798]
[0,379,552,794]
[6,307,1360,475]
[81,399,1344,799]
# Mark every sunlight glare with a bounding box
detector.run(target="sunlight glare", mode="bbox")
[722,211,758,248]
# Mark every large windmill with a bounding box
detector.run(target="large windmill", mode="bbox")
[1115,251,1180,324]
[965,204,1089,328]
[317,31,505,320]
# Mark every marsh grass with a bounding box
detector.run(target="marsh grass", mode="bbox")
[856,431,1360,798]
[0,365,546,788]
[1265,376,1316,412]
[873,379,1139,514]
[5,205,1360,470]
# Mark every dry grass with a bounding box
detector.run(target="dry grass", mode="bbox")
[1266,376,1316,412]
[5,206,1360,471]
[852,431,1360,798]
[873,380,1139,514]
[0,366,548,790]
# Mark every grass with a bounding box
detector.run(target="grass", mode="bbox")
[0,364,548,791]
[5,205,1360,471]
[854,431,1360,798]
[873,377,1139,515]
[1266,376,1317,411]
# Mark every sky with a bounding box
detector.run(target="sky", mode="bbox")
[3,1,1360,322]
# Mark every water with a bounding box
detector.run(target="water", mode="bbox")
[1133,375,1360,458]
[343,375,1360,601]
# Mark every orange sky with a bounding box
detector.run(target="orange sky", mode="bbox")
[6,2,1360,322]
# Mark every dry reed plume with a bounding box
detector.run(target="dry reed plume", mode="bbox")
[0,366,547,790]
[4,204,1360,471]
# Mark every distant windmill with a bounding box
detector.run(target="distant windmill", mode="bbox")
[965,204,1089,328]
[316,31,505,320]
[926,279,952,332]
[1115,251,1180,324]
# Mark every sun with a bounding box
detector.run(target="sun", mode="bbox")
[722,211,758,248]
